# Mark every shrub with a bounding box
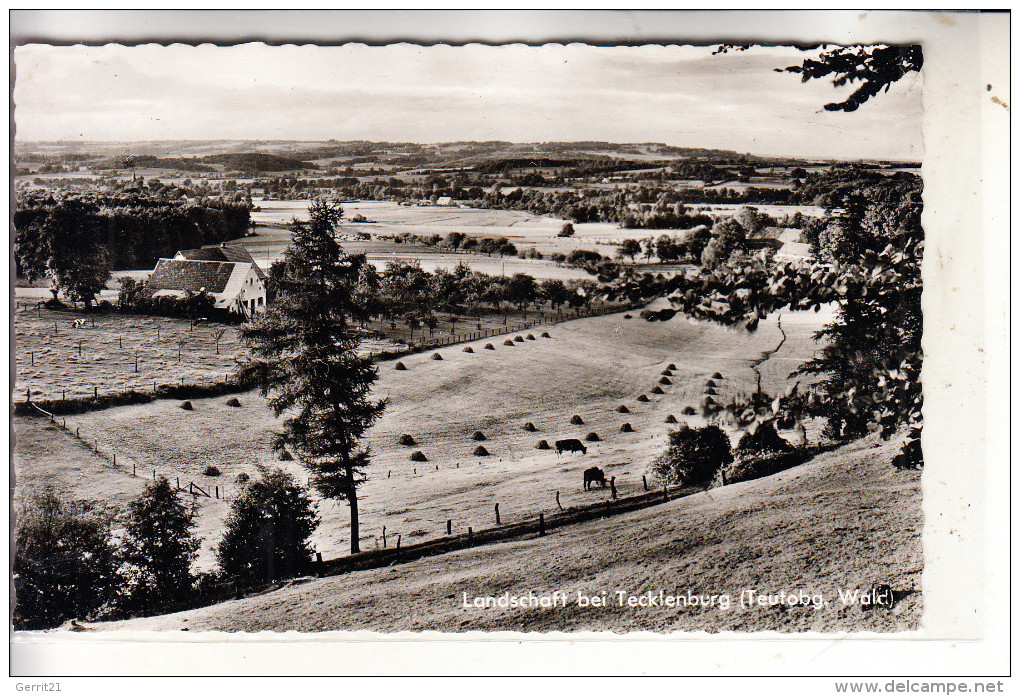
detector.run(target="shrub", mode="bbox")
[216,469,318,585]
[636,394,649,402]
[721,449,809,486]
[536,440,550,449]
[503,339,515,346]
[395,361,407,370]
[115,477,200,616]
[473,446,490,456]
[541,332,551,338]
[236,472,250,484]
[279,450,294,461]
[526,334,536,340]
[523,422,537,432]
[659,376,672,385]
[585,432,600,442]
[735,421,792,454]
[681,407,696,416]
[431,352,443,360]
[225,397,241,407]
[203,465,222,477]
[666,414,679,423]
[570,415,584,425]
[463,346,474,353]
[398,434,416,446]
[650,424,733,486]
[410,450,428,462]
[616,405,630,413]
[180,401,194,410]
[471,431,486,441]
[484,343,495,350]
[620,423,633,432]
[13,491,117,629]
[557,222,575,237]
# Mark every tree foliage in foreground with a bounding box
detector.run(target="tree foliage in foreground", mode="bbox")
[116,477,200,615]
[240,198,385,554]
[216,469,319,584]
[13,491,118,629]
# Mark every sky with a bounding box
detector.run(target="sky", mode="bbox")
[13,43,923,161]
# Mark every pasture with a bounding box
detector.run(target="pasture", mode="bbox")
[16,301,832,570]
[12,302,400,402]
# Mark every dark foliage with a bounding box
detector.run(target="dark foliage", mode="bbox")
[651,424,734,486]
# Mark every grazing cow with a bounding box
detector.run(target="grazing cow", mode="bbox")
[71,319,87,329]
[555,438,587,455]
[584,466,607,490]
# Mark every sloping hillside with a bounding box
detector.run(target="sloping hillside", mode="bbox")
[90,435,921,633]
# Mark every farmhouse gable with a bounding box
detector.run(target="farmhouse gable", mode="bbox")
[147,258,267,316]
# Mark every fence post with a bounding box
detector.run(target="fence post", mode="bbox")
[468,527,473,542]
[132,462,136,477]
[495,503,501,525]
[113,453,116,466]
[215,485,219,499]
[663,484,668,502]
[539,513,545,536]
[642,475,648,491]
[556,491,562,510]
[446,519,452,535]
[382,526,386,548]
[610,476,617,500]
[153,469,156,480]
[396,534,401,549]
[176,476,180,490]
[94,386,98,399]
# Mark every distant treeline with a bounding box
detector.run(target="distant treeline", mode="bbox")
[14,191,252,272]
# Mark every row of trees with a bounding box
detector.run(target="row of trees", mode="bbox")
[14,470,318,629]
[14,192,253,306]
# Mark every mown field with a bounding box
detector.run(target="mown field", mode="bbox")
[15,301,832,570]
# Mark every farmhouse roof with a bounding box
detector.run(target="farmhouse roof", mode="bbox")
[176,244,267,279]
[147,258,238,294]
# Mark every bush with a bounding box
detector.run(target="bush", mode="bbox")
[410,450,428,462]
[650,424,733,486]
[225,397,241,407]
[398,434,416,446]
[203,465,222,477]
[473,446,490,456]
[585,432,600,442]
[180,401,194,410]
[395,362,407,370]
[471,431,486,441]
[557,223,575,237]
[721,449,810,486]
[536,440,550,449]
[570,415,584,425]
[523,422,537,432]
[735,421,792,454]
[484,343,495,350]
[13,491,117,629]
[463,346,474,353]
[636,394,649,402]
[616,405,630,413]
[620,423,633,432]
[115,477,199,616]
[431,352,443,360]
[279,450,294,461]
[216,469,318,585]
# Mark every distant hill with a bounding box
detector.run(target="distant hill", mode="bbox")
[93,155,215,172]
[199,153,318,172]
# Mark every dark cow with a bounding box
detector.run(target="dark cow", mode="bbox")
[555,438,587,455]
[584,466,607,490]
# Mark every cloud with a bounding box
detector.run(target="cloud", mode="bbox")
[12,43,922,159]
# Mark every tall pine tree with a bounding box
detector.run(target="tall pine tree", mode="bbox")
[240,198,385,554]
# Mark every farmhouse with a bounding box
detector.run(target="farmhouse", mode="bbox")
[173,243,268,280]
[146,255,267,316]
